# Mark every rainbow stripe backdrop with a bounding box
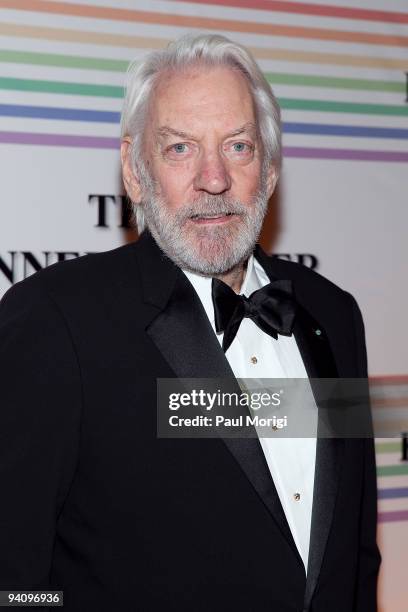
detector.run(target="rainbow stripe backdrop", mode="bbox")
[0,0,407,161]
[372,377,408,524]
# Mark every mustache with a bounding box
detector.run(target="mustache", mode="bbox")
[174,195,249,222]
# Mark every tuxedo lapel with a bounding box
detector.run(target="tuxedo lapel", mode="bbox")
[134,231,235,380]
[255,246,345,610]
[291,303,345,610]
[293,307,338,379]
[134,232,304,567]
[147,271,235,380]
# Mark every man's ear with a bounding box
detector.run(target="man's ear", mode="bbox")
[265,164,278,200]
[121,138,142,204]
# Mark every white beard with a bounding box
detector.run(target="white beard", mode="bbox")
[138,175,269,276]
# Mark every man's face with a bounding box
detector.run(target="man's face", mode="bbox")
[123,65,277,274]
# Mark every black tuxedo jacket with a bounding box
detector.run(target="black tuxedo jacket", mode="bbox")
[0,231,380,611]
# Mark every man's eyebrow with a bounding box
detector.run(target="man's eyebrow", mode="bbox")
[225,122,257,138]
[156,122,257,141]
[156,126,196,140]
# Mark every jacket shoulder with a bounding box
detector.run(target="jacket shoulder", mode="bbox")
[0,241,139,313]
[258,250,352,305]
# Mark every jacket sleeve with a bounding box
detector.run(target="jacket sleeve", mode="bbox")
[0,278,82,589]
[348,294,381,611]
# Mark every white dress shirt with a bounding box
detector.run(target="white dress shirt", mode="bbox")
[183,255,317,573]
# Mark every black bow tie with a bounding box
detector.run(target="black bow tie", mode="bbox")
[211,277,297,352]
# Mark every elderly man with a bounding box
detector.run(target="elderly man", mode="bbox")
[0,34,379,611]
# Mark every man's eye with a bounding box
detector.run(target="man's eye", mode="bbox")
[230,142,253,154]
[171,143,188,154]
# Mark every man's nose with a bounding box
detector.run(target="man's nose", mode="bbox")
[193,151,232,194]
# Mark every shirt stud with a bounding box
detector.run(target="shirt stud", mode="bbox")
[293,492,301,501]
[250,356,258,364]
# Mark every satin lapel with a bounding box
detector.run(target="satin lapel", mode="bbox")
[135,233,303,567]
[254,246,345,610]
[292,307,338,379]
[294,308,345,611]
[223,436,304,567]
[146,271,235,380]
[133,231,235,379]
[303,439,344,610]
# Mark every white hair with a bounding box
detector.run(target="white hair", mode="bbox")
[120,33,282,232]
